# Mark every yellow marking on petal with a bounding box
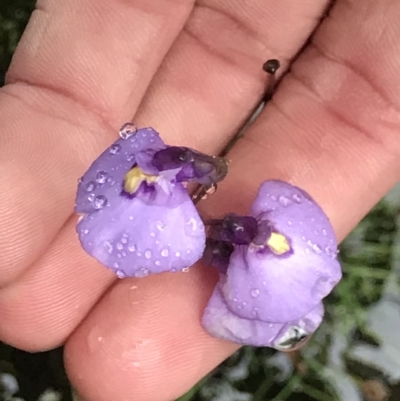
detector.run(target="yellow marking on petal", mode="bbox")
[124,166,159,194]
[266,232,290,255]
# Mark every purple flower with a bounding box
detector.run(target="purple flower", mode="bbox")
[75,123,227,278]
[202,180,342,348]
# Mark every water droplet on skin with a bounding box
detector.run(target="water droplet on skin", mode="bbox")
[119,122,137,139]
[128,245,136,252]
[278,195,290,206]
[88,193,95,201]
[292,194,302,203]
[251,289,260,298]
[155,260,161,266]
[95,171,108,184]
[86,181,96,192]
[182,267,189,272]
[94,195,107,209]
[116,242,123,250]
[145,250,152,259]
[161,249,169,257]
[109,144,121,154]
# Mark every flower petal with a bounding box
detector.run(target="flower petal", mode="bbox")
[202,279,324,347]
[223,180,341,323]
[75,127,165,214]
[76,185,205,277]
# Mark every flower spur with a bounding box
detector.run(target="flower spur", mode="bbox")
[202,180,342,349]
[75,123,228,278]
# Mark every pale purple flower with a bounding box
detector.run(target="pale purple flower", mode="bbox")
[202,180,342,349]
[75,123,227,278]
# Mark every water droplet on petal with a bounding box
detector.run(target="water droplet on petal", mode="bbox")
[119,122,137,139]
[94,195,107,209]
[128,245,136,252]
[287,220,292,226]
[156,221,166,231]
[150,232,156,238]
[127,153,135,162]
[121,237,128,244]
[145,250,152,259]
[270,195,277,201]
[155,260,161,266]
[86,181,96,192]
[175,251,181,257]
[161,249,169,257]
[116,270,126,279]
[292,193,302,203]
[322,229,327,236]
[116,242,123,250]
[95,171,108,184]
[250,289,260,298]
[88,193,95,201]
[110,144,121,154]
[278,195,290,206]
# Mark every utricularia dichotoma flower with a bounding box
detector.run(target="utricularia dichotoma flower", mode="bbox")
[75,123,227,278]
[202,180,342,350]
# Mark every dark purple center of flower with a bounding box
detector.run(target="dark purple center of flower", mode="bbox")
[152,146,228,186]
[208,214,259,245]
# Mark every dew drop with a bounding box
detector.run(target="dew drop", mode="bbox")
[156,221,166,231]
[109,144,121,154]
[95,171,108,184]
[116,270,126,279]
[116,242,123,250]
[161,249,169,257]
[278,195,290,206]
[145,250,152,259]
[251,289,260,298]
[292,193,302,203]
[86,181,96,192]
[119,122,137,139]
[93,195,107,209]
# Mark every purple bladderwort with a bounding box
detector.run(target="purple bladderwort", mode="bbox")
[75,123,227,278]
[202,180,342,349]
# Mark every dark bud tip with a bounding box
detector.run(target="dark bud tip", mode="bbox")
[263,59,280,74]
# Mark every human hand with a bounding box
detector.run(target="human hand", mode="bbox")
[1,0,399,400]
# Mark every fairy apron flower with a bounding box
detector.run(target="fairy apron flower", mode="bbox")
[75,123,227,278]
[202,180,342,349]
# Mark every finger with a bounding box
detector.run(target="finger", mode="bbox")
[0,0,195,286]
[133,0,330,150]
[0,217,115,351]
[0,0,328,351]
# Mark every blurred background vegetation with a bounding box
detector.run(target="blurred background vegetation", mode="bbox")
[1,1,400,401]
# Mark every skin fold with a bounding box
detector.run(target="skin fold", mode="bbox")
[0,0,400,400]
